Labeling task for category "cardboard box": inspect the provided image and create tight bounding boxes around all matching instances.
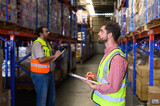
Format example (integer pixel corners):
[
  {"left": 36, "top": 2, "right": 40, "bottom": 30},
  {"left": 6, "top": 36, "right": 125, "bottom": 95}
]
[
  {"left": 136, "top": 87, "right": 148, "bottom": 101},
  {"left": 136, "top": 65, "right": 160, "bottom": 80},
  {"left": 136, "top": 78, "right": 148, "bottom": 93},
  {"left": 136, "top": 74, "right": 149, "bottom": 85},
  {"left": 128, "top": 55, "right": 133, "bottom": 65},
  {"left": 154, "top": 68, "right": 160, "bottom": 80},
  {"left": 154, "top": 58, "right": 160, "bottom": 68},
  {"left": 136, "top": 65, "right": 149, "bottom": 77},
  {"left": 148, "top": 86, "right": 160, "bottom": 106}
]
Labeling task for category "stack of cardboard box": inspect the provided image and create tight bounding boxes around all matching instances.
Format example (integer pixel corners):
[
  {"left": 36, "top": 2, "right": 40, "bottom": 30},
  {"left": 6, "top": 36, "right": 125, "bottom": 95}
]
[
  {"left": 147, "top": 86, "right": 160, "bottom": 106},
  {"left": 136, "top": 58, "right": 160, "bottom": 101}
]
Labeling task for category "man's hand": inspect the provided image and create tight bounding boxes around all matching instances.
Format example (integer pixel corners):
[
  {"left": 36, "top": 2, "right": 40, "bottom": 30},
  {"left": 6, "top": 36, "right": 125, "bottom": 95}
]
[
  {"left": 54, "top": 50, "right": 61, "bottom": 58},
  {"left": 83, "top": 77, "right": 97, "bottom": 90},
  {"left": 85, "top": 72, "right": 97, "bottom": 81}
]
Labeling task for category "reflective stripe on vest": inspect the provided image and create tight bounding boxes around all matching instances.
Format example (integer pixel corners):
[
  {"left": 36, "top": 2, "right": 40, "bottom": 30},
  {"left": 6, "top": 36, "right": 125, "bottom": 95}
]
[
  {"left": 31, "top": 58, "right": 50, "bottom": 73},
  {"left": 94, "top": 90, "right": 125, "bottom": 102},
  {"left": 92, "top": 49, "right": 126, "bottom": 105},
  {"left": 31, "top": 38, "right": 51, "bottom": 73}
]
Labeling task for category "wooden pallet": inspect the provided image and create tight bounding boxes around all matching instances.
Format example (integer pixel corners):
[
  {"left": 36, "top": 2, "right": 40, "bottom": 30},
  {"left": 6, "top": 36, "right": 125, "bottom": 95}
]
[
  {"left": 0, "top": 20, "right": 36, "bottom": 33},
  {"left": 139, "top": 24, "right": 148, "bottom": 33},
  {"left": 0, "top": 21, "right": 17, "bottom": 29},
  {"left": 15, "top": 25, "right": 35, "bottom": 33},
  {"left": 147, "top": 17, "right": 160, "bottom": 29}
]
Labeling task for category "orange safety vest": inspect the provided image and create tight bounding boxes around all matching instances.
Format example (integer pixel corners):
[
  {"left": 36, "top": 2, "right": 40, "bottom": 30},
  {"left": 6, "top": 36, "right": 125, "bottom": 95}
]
[{"left": 30, "top": 38, "right": 52, "bottom": 73}]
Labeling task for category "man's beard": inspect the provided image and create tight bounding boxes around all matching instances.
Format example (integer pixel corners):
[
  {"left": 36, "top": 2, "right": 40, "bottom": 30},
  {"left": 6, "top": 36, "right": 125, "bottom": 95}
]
[{"left": 99, "top": 37, "right": 108, "bottom": 44}]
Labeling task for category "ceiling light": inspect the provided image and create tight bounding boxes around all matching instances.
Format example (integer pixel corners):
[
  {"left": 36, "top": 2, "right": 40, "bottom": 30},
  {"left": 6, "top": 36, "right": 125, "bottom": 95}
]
[{"left": 94, "top": 13, "right": 113, "bottom": 16}]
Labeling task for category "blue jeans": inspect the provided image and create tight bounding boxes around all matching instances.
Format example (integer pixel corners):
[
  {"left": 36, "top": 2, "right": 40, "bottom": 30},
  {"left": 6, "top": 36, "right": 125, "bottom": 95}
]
[
  {"left": 96, "top": 104, "right": 100, "bottom": 106},
  {"left": 31, "top": 72, "right": 55, "bottom": 106}
]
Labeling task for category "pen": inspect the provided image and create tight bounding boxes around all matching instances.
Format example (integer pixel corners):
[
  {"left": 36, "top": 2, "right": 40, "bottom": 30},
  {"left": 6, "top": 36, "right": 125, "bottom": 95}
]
[{"left": 85, "top": 73, "right": 96, "bottom": 77}]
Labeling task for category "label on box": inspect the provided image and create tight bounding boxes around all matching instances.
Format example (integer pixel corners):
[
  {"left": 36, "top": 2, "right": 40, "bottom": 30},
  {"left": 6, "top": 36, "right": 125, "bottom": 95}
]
[{"left": 152, "top": 99, "right": 159, "bottom": 104}]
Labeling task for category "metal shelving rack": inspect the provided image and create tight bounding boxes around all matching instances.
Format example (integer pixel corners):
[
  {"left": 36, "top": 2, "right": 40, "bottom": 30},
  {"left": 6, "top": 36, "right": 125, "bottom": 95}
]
[
  {"left": 76, "top": 9, "right": 94, "bottom": 64},
  {"left": 118, "top": 0, "right": 160, "bottom": 96},
  {"left": 0, "top": 0, "right": 77, "bottom": 106}
]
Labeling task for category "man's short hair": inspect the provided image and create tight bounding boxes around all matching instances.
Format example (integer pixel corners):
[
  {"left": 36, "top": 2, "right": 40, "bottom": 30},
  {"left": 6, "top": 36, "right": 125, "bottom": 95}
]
[
  {"left": 103, "top": 21, "right": 121, "bottom": 42},
  {"left": 36, "top": 26, "right": 46, "bottom": 37}
]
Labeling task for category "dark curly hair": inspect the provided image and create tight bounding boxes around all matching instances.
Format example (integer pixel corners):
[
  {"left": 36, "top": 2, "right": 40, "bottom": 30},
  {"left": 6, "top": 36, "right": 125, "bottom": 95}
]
[
  {"left": 36, "top": 26, "right": 46, "bottom": 37},
  {"left": 103, "top": 21, "right": 121, "bottom": 42}
]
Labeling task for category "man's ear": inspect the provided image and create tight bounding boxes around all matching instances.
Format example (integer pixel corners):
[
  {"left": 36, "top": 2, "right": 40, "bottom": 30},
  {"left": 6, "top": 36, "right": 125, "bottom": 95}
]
[
  {"left": 39, "top": 32, "right": 43, "bottom": 36},
  {"left": 108, "top": 32, "right": 113, "bottom": 38}
]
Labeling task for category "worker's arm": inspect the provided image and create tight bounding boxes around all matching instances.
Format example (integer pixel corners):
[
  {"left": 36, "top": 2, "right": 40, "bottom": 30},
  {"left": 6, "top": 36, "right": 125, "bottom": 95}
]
[
  {"left": 32, "top": 41, "right": 61, "bottom": 63},
  {"left": 38, "top": 50, "right": 61, "bottom": 63},
  {"left": 84, "top": 55, "right": 127, "bottom": 93}
]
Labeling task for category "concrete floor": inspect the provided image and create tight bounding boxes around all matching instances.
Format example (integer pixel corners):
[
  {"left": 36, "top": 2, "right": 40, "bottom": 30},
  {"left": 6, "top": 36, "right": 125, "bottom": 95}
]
[{"left": 15, "top": 54, "right": 147, "bottom": 106}]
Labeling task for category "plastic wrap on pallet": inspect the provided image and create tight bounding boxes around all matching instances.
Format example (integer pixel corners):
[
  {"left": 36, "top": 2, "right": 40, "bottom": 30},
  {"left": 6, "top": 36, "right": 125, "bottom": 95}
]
[
  {"left": 117, "top": 0, "right": 122, "bottom": 9},
  {"left": 0, "top": 3, "right": 17, "bottom": 23},
  {"left": 17, "top": 0, "right": 36, "bottom": 29},
  {"left": 62, "top": 4, "right": 70, "bottom": 37},
  {"left": 37, "top": 0, "right": 48, "bottom": 28},
  {"left": 76, "top": 10, "right": 89, "bottom": 24},
  {"left": 49, "top": 0, "right": 60, "bottom": 34},
  {"left": 133, "top": 0, "right": 139, "bottom": 14},
  {"left": 120, "top": 8, "right": 126, "bottom": 36},
  {"left": 71, "top": 13, "right": 76, "bottom": 39},
  {"left": 16, "top": 47, "right": 32, "bottom": 82},
  {"left": 133, "top": 14, "right": 139, "bottom": 31},
  {"left": 126, "top": 8, "right": 130, "bottom": 34},
  {"left": 139, "top": 0, "right": 146, "bottom": 27},
  {"left": 155, "top": 0, "right": 159, "bottom": 19},
  {"left": 49, "top": 0, "right": 61, "bottom": 35},
  {"left": 147, "top": 0, "right": 157, "bottom": 23},
  {"left": 0, "top": 0, "right": 16, "bottom": 6}
]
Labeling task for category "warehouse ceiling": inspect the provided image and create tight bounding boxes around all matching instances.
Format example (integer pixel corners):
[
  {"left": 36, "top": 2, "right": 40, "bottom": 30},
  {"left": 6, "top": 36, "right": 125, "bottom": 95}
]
[{"left": 77, "top": 0, "right": 117, "bottom": 13}]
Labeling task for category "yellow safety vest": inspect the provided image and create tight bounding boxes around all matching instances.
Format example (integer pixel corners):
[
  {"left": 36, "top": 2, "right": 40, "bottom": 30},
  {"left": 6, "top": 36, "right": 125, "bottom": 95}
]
[
  {"left": 92, "top": 49, "right": 127, "bottom": 106},
  {"left": 30, "top": 38, "right": 52, "bottom": 73}
]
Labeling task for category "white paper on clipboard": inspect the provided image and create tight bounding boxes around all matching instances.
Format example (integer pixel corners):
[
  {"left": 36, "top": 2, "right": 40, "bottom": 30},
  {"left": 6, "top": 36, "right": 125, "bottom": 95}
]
[
  {"left": 69, "top": 73, "right": 98, "bottom": 85},
  {"left": 52, "top": 49, "right": 66, "bottom": 61}
]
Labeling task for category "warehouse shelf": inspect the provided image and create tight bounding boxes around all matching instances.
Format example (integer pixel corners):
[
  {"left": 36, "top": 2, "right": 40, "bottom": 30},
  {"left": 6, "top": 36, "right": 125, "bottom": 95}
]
[
  {"left": 0, "top": 0, "right": 77, "bottom": 106},
  {"left": 117, "top": 0, "right": 160, "bottom": 101},
  {"left": 76, "top": 13, "right": 94, "bottom": 64},
  {"left": 62, "top": 0, "right": 77, "bottom": 12},
  {"left": 119, "top": 27, "right": 160, "bottom": 95}
]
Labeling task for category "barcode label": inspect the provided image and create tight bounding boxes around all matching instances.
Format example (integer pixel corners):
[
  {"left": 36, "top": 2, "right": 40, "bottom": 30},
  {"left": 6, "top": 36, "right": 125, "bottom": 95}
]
[{"left": 152, "top": 99, "right": 159, "bottom": 104}]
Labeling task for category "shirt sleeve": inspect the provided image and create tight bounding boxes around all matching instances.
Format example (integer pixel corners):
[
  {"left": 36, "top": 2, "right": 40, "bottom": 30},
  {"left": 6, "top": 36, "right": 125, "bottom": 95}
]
[
  {"left": 31, "top": 42, "right": 45, "bottom": 58},
  {"left": 96, "top": 55, "right": 128, "bottom": 94}
]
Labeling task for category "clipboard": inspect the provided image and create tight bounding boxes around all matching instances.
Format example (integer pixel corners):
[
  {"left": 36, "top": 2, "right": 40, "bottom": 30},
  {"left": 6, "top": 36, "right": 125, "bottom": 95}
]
[
  {"left": 69, "top": 73, "right": 98, "bottom": 85},
  {"left": 52, "top": 49, "right": 66, "bottom": 61}
]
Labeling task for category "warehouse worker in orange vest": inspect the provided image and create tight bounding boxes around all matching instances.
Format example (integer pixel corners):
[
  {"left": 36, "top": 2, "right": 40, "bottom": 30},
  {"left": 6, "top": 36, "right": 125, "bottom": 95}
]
[
  {"left": 30, "top": 26, "right": 61, "bottom": 106},
  {"left": 83, "top": 21, "right": 128, "bottom": 106}
]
